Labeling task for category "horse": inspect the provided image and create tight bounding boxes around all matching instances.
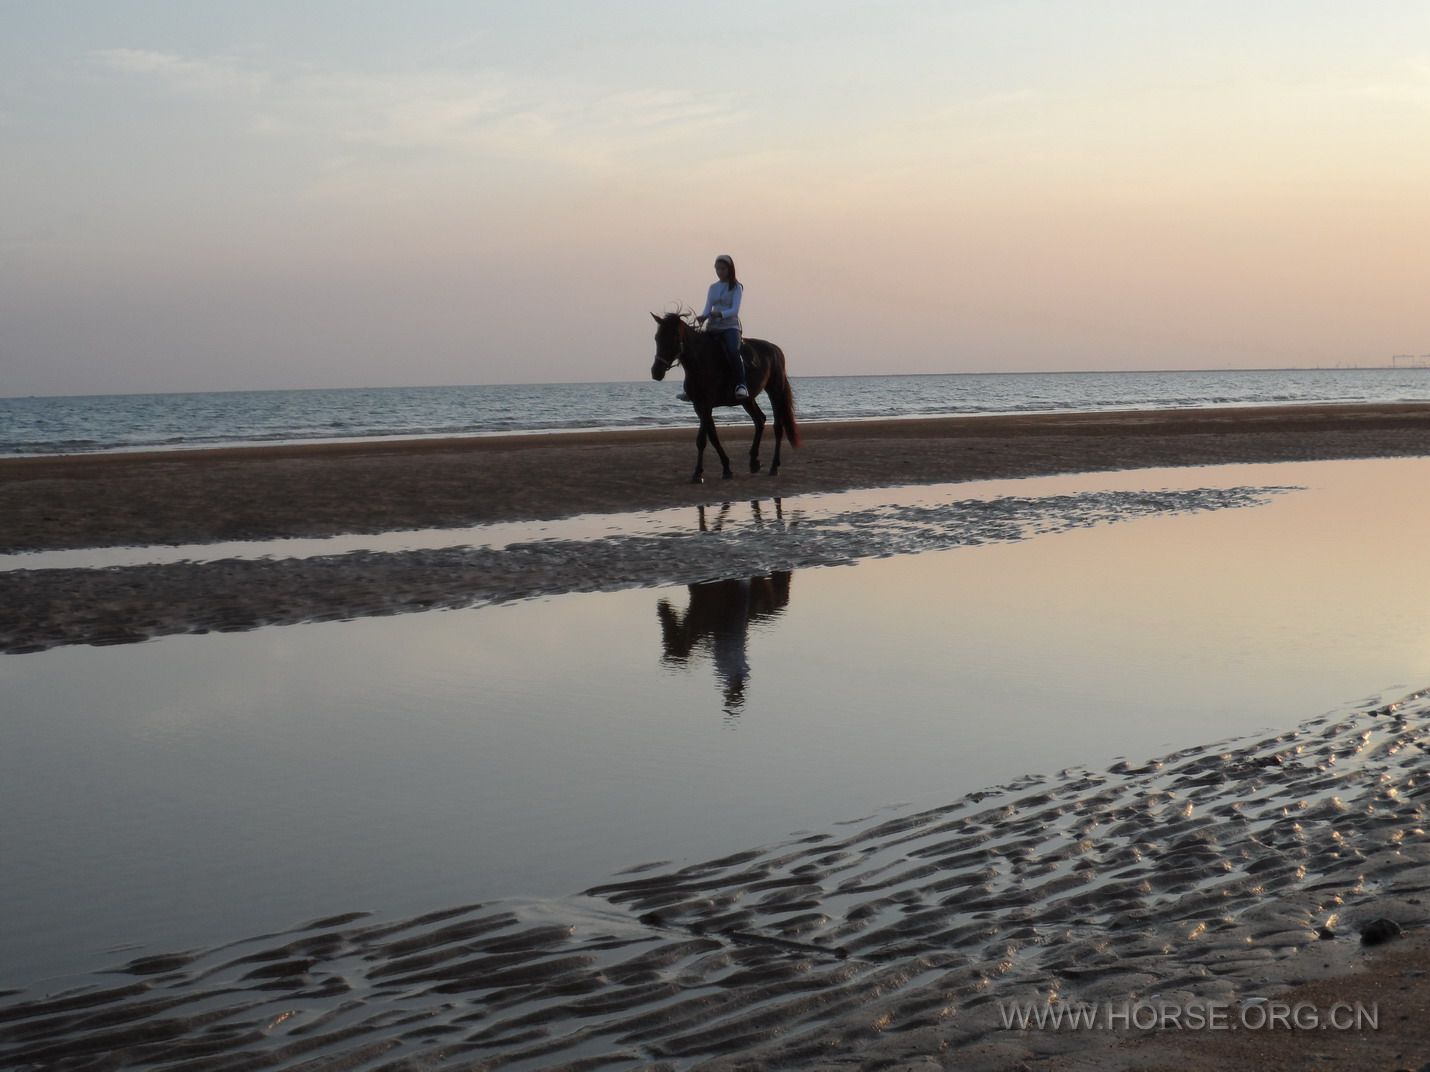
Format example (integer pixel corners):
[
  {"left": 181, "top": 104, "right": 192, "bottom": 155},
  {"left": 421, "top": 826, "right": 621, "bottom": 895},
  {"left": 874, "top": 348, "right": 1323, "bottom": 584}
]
[{"left": 649, "top": 312, "right": 801, "bottom": 483}]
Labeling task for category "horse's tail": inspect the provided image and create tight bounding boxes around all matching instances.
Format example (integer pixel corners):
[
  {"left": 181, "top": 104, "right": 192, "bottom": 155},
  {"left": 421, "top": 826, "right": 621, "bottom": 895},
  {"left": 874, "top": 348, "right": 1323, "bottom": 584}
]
[{"left": 772, "top": 352, "right": 801, "bottom": 448}]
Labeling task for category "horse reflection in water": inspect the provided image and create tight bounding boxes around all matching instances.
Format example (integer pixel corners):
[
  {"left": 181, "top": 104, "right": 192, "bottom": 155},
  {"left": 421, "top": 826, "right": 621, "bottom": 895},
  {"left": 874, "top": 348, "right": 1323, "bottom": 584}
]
[
  {"left": 696, "top": 497, "right": 783, "bottom": 533},
  {"left": 658, "top": 499, "right": 792, "bottom": 717},
  {"left": 657, "top": 566, "right": 792, "bottom": 720}
]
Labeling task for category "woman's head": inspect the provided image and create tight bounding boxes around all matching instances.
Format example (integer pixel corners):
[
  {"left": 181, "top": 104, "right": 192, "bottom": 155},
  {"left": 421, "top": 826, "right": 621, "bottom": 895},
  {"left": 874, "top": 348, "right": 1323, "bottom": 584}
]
[{"left": 714, "top": 254, "right": 739, "bottom": 288}]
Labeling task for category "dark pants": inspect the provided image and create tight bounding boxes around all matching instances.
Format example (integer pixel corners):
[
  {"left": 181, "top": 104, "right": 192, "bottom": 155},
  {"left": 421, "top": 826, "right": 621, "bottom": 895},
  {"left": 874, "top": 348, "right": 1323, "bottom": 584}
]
[{"left": 713, "top": 329, "right": 745, "bottom": 389}]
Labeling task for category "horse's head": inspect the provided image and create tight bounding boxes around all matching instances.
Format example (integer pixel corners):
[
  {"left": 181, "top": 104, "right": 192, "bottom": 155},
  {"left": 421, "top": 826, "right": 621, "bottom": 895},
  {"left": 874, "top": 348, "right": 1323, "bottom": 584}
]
[{"left": 650, "top": 311, "right": 686, "bottom": 381}]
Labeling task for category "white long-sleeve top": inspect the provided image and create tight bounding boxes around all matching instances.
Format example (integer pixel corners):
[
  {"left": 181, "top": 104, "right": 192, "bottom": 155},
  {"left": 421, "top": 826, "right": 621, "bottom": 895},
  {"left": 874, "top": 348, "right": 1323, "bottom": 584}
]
[{"left": 700, "top": 281, "right": 743, "bottom": 333}]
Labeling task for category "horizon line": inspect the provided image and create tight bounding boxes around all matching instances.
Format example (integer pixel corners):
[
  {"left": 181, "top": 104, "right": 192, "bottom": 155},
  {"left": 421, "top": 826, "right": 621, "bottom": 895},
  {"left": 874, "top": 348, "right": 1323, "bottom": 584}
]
[{"left": 4, "top": 364, "right": 1426, "bottom": 403}]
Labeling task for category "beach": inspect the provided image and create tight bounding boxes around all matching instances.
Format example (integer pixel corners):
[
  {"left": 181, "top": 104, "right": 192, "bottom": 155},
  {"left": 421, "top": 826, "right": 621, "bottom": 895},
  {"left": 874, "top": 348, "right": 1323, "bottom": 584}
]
[
  {"left": 5, "top": 402, "right": 1430, "bottom": 553},
  {"left": 3, "top": 404, "right": 1430, "bottom": 1071}
]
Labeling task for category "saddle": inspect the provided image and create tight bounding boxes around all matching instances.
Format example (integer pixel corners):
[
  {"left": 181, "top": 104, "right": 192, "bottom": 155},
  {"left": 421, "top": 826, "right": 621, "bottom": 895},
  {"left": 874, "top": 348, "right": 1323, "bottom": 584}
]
[
  {"left": 737, "top": 340, "right": 763, "bottom": 381},
  {"left": 686, "top": 331, "right": 762, "bottom": 405},
  {"left": 716, "top": 343, "right": 761, "bottom": 406}
]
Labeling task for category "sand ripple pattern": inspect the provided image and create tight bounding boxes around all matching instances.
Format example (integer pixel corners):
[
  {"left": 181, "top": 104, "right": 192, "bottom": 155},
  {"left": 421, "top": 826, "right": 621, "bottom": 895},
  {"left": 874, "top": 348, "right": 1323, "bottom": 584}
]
[
  {"left": 0, "top": 486, "right": 1293, "bottom": 653},
  {"left": 3, "top": 689, "right": 1427, "bottom": 1070}
]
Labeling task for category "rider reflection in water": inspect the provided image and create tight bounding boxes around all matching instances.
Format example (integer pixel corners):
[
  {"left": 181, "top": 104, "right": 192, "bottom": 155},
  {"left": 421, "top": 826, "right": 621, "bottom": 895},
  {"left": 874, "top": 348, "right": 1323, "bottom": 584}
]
[{"left": 657, "top": 570, "right": 792, "bottom": 717}]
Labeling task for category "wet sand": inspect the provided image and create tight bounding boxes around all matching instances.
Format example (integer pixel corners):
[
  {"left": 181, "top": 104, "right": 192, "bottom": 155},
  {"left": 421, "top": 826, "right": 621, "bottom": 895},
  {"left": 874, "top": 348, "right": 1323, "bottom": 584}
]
[
  {"left": 1, "top": 689, "right": 1426, "bottom": 1070},
  {"left": 4, "top": 401, "right": 1430, "bottom": 552}
]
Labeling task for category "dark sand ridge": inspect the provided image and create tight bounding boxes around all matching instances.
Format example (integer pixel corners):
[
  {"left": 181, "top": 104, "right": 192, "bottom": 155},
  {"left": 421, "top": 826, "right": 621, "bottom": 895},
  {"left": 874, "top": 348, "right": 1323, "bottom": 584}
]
[
  {"left": 1, "top": 690, "right": 1426, "bottom": 1070},
  {"left": 4, "top": 401, "right": 1430, "bottom": 552},
  {"left": 0, "top": 483, "right": 1293, "bottom": 653}
]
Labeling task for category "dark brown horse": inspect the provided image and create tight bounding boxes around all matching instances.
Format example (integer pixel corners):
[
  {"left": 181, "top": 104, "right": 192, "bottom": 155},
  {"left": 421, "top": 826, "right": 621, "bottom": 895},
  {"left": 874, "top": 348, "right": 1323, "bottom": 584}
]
[{"left": 649, "top": 312, "right": 801, "bottom": 483}]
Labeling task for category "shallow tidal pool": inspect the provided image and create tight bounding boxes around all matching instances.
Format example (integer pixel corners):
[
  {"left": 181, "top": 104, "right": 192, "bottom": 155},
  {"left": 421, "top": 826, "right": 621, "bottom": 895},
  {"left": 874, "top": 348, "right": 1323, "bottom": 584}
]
[{"left": 4, "top": 456, "right": 1430, "bottom": 987}]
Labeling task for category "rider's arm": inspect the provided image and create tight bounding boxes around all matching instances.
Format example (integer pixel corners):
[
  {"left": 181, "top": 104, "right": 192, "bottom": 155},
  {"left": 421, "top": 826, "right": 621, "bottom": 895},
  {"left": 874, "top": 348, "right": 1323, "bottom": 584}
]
[
  {"left": 722, "top": 283, "right": 742, "bottom": 322},
  {"left": 700, "top": 282, "right": 718, "bottom": 321}
]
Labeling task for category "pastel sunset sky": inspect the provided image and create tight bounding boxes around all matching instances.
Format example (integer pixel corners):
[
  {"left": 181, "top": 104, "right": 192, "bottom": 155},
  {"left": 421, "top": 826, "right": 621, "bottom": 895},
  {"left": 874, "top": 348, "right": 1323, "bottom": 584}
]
[{"left": 3, "top": 2, "right": 1428, "bottom": 396}]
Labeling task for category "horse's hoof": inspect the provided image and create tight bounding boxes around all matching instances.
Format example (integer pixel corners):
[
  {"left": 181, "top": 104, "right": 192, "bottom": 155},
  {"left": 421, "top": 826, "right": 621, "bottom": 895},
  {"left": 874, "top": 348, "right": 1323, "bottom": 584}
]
[
  {"left": 750, "top": 461, "right": 763, "bottom": 473},
  {"left": 690, "top": 474, "right": 704, "bottom": 484},
  {"left": 769, "top": 467, "right": 780, "bottom": 477},
  {"left": 721, "top": 470, "right": 733, "bottom": 480}
]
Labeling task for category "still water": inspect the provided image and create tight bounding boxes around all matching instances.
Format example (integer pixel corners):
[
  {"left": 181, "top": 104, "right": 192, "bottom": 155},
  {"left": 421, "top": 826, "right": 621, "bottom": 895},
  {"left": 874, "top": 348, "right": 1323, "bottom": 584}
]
[{"left": 4, "top": 458, "right": 1430, "bottom": 987}]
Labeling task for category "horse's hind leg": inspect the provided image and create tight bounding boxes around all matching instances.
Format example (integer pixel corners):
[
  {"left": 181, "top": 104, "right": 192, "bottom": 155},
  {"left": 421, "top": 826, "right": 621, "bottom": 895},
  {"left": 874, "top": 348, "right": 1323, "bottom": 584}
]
[{"left": 743, "top": 399, "right": 767, "bottom": 473}]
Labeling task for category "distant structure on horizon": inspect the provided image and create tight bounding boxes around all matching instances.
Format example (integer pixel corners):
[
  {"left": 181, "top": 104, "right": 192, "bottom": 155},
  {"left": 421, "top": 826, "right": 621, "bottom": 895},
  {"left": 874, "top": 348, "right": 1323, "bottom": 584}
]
[{"left": 1390, "top": 354, "right": 1430, "bottom": 368}]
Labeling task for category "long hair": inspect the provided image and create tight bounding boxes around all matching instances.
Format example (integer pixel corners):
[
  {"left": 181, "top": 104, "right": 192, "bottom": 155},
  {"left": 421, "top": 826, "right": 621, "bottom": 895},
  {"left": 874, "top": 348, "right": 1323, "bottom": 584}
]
[{"left": 716, "top": 255, "right": 740, "bottom": 292}]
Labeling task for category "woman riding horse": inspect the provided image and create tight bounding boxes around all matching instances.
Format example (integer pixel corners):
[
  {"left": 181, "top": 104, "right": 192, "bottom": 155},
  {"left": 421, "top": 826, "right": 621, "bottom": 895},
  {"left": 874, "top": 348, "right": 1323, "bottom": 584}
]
[{"left": 650, "top": 312, "right": 801, "bottom": 483}]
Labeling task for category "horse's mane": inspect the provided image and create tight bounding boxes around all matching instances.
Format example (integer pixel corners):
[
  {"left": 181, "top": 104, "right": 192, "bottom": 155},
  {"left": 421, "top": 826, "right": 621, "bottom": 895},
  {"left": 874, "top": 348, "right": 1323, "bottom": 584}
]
[{"left": 659, "top": 307, "right": 699, "bottom": 328}]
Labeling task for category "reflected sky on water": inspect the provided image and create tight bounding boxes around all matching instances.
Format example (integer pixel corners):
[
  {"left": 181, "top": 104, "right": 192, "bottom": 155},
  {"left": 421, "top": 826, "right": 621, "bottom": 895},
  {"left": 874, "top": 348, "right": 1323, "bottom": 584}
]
[{"left": 4, "top": 457, "right": 1430, "bottom": 986}]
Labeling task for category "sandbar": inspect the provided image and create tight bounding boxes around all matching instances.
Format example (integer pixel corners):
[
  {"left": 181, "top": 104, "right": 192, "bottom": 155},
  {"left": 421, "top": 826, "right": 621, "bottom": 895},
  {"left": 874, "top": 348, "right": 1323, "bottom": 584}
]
[{"left": 4, "top": 401, "right": 1430, "bottom": 552}]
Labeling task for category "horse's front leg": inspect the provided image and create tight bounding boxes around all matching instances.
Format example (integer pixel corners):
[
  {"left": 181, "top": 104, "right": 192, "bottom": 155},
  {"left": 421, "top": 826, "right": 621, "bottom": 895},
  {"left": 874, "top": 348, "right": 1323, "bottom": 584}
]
[
  {"left": 743, "top": 399, "right": 767, "bottom": 473},
  {"left": 691, "top": 417, "right": 709, "bottom": 483},
  {"left": 703, "top": 412, "right": 734, "bottom": 479}
]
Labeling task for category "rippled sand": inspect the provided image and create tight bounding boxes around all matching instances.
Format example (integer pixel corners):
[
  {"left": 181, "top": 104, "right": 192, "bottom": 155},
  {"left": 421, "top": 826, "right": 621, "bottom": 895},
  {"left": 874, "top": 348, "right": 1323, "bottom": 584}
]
[{"left": 3, "top": 689, "right": 1425, "bottom": 1071}]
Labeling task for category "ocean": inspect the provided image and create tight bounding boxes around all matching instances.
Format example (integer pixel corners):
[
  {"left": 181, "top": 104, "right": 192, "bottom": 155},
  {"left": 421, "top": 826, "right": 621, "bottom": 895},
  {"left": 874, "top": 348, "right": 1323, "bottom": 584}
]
[{"left": 2, "top": 368, "right": 1427, "bottom": 457}]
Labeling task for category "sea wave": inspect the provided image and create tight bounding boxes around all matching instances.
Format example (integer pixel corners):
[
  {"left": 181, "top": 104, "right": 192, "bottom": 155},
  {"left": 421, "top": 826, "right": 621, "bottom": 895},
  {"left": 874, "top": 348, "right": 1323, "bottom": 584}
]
[{"left": 2, "top": 369, "right": 1427, "bottom": 456}]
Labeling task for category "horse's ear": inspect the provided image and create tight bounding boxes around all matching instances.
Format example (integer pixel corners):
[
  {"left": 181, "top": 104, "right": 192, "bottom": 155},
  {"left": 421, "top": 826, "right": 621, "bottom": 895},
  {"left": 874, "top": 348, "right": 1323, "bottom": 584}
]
[{"left": 651, "top": 312, "right": 661, "bottom": 324}]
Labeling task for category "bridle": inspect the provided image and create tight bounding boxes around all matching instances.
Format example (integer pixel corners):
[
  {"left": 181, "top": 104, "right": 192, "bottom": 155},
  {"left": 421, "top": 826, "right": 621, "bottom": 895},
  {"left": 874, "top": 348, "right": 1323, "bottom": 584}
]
[{"left": 653, "top": 317, "right": 692, "bottom": 373}]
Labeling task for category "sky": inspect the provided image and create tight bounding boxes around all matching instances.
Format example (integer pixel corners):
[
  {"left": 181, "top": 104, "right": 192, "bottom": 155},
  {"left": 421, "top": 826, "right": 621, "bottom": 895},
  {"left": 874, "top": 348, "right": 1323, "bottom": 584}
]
[{"left": 3, "top": 2, "right": 1429, "bottom": 397}]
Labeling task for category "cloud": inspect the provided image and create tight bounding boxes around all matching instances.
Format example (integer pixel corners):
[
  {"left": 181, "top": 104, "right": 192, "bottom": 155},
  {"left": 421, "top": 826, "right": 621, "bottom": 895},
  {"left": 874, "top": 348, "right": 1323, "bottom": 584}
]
[
  {"left": 1350, "top": 64, "right": 1430, "bottom": 109},
  {"left": 93, "top": 48, "right": 270, "bottom": 97},
  {"left": 89, "top": 49, "right": 740, "bottom": 175},
  {"left": 603, "top": 88, "right": 739, "bottom": 129},
  {"left": 296, "top": 70, "right": 518, "bottom": 150},
  {"left": 301, "top": 71, "right": 739, "bottom": 169}
]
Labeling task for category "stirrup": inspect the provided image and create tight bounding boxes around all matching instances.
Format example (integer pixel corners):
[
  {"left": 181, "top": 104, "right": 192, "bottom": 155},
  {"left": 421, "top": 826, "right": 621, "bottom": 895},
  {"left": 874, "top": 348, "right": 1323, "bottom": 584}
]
[{"left": 734, "top": 385, "right": 750, "bottom": 401}]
